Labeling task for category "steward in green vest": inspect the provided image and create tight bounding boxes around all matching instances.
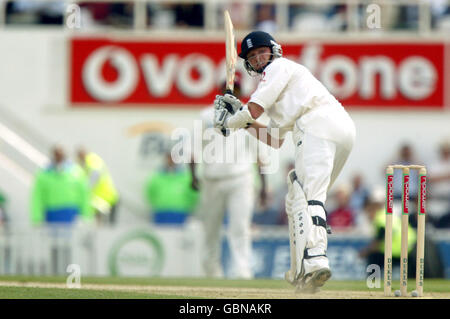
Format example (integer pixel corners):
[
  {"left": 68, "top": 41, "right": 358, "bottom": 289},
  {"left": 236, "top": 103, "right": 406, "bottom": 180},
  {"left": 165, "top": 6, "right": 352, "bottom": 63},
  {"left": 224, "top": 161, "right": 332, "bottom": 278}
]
[
  {"left": 31, "top": 146, "right": 93, "bottom": 225},
  {"left": 145, "top": 153, "right": 199, "bottom": 225}
]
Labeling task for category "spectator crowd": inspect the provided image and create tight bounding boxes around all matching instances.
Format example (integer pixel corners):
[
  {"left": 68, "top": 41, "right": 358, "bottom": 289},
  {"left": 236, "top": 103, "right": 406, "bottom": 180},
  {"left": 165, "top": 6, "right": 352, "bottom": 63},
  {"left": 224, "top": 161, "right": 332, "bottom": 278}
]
[{"left": 2, "top": 0, "right": 450, "bottom": 32}]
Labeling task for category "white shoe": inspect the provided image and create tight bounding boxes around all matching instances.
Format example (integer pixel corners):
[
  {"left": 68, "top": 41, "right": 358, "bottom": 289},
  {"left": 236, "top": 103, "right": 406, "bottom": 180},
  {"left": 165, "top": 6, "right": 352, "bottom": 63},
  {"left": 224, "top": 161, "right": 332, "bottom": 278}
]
[{"left": 295, "top": 268, "right": 332, "bottom": 294}]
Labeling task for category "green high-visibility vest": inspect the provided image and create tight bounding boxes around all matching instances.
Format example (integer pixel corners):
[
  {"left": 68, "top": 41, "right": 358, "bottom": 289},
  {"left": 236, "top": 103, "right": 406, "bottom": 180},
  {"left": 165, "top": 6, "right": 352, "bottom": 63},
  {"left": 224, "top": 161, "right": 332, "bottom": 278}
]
[
  {"left": 30, "top": 163, "right": 93, "bottom": 224},
  {"left": 145, "top": 169, "right": 199, "bottom": 213}
]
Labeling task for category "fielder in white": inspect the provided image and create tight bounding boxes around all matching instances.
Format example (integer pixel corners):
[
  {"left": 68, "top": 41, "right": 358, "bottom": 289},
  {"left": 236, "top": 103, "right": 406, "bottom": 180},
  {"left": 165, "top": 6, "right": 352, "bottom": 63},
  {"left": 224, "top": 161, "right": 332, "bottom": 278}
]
[
  {"left": 214, "top": 31, "right": 356, "bottom": 292},
  {"left": 191, "top": 81, "right": 268, "bottom": 279}
]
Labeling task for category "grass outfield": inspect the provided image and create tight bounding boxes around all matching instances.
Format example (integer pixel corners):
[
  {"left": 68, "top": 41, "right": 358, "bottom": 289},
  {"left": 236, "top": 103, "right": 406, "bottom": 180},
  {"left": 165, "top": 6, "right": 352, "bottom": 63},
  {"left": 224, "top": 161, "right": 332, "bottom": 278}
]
[{"left": 0, "top": 275, "right": 448, "bottom": 299}]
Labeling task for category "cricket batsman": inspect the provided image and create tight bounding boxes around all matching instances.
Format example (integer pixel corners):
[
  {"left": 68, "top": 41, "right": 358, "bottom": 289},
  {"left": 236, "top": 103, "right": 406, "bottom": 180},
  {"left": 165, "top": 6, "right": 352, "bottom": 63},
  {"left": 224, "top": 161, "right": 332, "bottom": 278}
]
[{"left": 214, "top": 31, "right": 356, "bottom": 293}]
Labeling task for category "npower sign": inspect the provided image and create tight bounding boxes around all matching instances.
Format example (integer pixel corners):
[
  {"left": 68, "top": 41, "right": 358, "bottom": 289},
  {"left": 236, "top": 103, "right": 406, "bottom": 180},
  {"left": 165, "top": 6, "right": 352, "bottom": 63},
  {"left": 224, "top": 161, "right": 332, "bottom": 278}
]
[{"left": 70, "top": 38, "right": 448, "bottom": 109}]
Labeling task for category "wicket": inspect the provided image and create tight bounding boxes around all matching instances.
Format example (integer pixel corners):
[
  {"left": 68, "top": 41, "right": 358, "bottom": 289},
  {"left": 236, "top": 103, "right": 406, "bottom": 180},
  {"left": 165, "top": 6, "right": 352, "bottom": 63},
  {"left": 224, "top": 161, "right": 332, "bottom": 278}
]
[{"left": 384, "top": 165, "right": 426, "bottom": 297}]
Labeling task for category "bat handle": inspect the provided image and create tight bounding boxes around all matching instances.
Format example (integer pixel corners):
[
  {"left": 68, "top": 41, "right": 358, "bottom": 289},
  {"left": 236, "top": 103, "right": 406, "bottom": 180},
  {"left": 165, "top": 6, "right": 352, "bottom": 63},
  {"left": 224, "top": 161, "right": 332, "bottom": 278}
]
[
  {"left": 221, "top": 128, "right": 230, "bottom": 137},
  {"left": 223, "top": 89, "right": 235, "bottom": 115}
]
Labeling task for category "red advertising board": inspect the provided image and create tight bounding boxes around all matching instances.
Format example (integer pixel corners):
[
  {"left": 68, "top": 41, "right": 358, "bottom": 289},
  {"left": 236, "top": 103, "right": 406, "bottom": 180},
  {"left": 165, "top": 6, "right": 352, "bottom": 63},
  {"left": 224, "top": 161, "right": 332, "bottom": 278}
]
[{"left": 70, "top": 37, "right": 446, "bottom": 109}]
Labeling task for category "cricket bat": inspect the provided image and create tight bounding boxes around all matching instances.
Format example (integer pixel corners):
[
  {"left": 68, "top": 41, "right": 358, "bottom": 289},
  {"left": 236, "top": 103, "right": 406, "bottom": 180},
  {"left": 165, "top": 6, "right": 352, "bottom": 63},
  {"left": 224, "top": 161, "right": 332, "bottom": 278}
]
[
  {"left": 223, "top": 10, "right": 237, "bottom": 115},
  {"left": 219, "top": 10, "right": 237, "bottom": 137}
]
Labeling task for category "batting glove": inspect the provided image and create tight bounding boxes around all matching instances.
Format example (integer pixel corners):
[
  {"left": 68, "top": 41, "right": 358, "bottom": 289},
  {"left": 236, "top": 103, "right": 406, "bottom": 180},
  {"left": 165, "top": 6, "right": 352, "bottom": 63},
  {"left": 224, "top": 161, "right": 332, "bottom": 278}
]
[
  {"left": 224, "top": 104, "right": 255, "bottom": 129},
  {"left": 214, "top": 94, "right": 226, "bottom": 110},
  {"left": 213, "top": 95, "right": 230, "bottom": 134},
  {"left": 223, "top": 94, "right": 243, "bottom": 114}
]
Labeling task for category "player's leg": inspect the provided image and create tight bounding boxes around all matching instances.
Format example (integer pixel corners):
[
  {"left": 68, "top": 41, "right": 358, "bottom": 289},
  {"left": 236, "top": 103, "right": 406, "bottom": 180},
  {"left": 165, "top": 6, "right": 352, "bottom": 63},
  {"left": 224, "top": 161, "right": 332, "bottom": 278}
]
[
  {"left": 284, "top": 169, "right": 311, "bottom": 285},
  {"left": 226, "top": 174, "right": 254, "bottom": 279},
  {"left": 200, "top": 179, "right": 227, "bottom": 278},
  {"left": 328, "top": 142, "right": 354, "bottom": 192},
  {"left": 284, "top": 174, "right": 298, "bottom": 285},
  {"left": 292, "top": 132, "right": 335, "bottom": 292},
  {"left": 294, "top": 131, "right": 354, "bottom": 291}
]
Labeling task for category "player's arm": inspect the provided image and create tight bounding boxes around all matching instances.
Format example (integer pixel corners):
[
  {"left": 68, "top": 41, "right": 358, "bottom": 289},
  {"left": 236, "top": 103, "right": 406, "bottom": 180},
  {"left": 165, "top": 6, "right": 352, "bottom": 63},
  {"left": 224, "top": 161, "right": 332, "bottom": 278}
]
[
  {"left": 215, "top": 96, "right": 284, "bottom": 149},
  {"left": 247, "top": 102, "right": 284, "bottom": 149},
  {"left": 247, "top": 102, "right": 264, "bottom": 119},
  {"left": 246, "top": 121, "right": 284, "bottom": 149}
]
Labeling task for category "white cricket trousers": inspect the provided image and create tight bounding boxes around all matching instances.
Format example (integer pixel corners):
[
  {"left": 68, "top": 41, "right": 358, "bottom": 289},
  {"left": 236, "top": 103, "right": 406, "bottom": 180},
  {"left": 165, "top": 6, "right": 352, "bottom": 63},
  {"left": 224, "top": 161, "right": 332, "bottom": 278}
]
[
  {"left": 291, "top": 120, "right": 356, "bottom": 274},
  {"left": 200, "top": 172, "right": 254, "bottom": 279}
]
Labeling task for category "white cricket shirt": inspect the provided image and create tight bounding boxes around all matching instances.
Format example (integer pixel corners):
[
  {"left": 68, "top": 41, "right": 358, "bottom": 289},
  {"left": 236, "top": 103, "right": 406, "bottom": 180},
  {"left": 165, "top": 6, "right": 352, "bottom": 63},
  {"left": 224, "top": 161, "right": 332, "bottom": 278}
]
[{"left": 249, "top": 57, "right": 354, "bottom": 143}]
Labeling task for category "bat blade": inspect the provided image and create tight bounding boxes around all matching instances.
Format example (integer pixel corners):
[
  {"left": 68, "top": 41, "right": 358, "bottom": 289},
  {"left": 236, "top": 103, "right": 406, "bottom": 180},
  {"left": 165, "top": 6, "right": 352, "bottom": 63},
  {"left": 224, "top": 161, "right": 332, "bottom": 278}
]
[
  {"left": 221, "top": 10, "right": 236, "bottom": 136},
  {"left": 224, "top": 10, "right": 236, "bottom": 95}
]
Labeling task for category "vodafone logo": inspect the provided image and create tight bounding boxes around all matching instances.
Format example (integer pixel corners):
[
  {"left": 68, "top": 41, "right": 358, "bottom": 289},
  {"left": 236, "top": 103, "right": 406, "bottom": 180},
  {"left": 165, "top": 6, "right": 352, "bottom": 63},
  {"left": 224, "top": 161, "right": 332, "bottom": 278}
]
[
  {"left": 70, "top": 39, "right": 444, "bottom": 107},
  {"left": 83, "top": 46, "right": 139, "bottom": 102},
  {"left": 386, "top": 175, "right": 394, "bottom": 214},
  {"left": 420, "top": 176, "right": 427, "bottom": 214},
  {"left": 76, "top": 43, "right": 250, "bottom": 103},
  {"left": 319, "top": 54, "right": 437, "bottom": 100},
  {"left": 82, "top": 46, "right": 217, "bottom": 101},
  {"left": 403, "top": 174, "right": 410, "bottom": 214}
]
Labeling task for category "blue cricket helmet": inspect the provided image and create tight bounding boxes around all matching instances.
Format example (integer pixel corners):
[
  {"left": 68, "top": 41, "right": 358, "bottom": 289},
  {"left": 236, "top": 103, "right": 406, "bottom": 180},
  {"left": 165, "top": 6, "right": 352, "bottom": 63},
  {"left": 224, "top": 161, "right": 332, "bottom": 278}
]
[{"left": 238, "top": 31, "right": 282, "bottom": 59}]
